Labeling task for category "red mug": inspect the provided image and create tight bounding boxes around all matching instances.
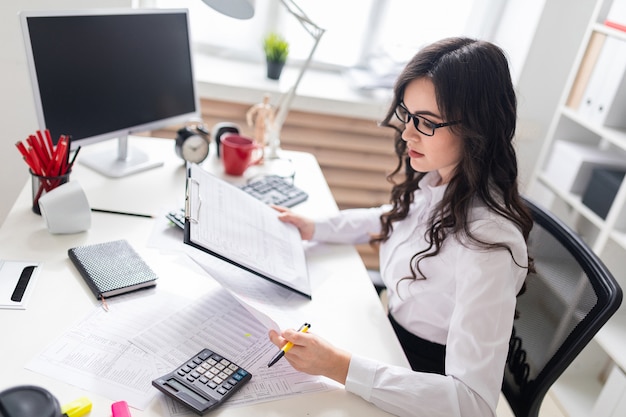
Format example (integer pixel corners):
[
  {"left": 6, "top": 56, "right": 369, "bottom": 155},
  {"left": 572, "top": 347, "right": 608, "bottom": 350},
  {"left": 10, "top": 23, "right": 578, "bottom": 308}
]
[{"left": 220, "top": 134, "right": 263, "bottom": 176}]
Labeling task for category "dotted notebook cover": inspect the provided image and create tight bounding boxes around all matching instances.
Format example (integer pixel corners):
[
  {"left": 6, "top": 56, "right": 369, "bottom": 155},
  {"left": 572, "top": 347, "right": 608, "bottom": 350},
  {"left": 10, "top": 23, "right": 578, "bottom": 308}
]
[{"left": 68, "top": 239, "right": 158, "bottom": 299}]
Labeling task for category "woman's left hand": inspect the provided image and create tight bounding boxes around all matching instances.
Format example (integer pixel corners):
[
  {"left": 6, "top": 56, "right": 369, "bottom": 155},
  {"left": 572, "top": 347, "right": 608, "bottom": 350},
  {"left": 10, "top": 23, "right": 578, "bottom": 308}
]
[{"left": 268, "top": 327, "right": 351, "bottom": 384}]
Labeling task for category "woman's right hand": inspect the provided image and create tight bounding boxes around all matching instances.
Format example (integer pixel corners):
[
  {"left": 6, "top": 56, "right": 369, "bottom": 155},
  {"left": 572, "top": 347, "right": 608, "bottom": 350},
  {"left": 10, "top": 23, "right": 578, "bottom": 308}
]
[{"left": 271, "top": 205, "right": 315, "bottom": 240}]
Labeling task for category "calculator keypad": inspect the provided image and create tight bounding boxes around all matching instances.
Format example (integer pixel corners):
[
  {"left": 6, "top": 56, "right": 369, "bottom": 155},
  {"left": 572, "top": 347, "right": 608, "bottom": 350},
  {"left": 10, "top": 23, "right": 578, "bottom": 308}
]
[
  {"left": 177, "top": 350, "right": 250, "bottom": 398},
  {"left": 152, "top": 348, "right": 251, "bottom": 414},
  {"left": 166, "top": 209, "right": 186, "bottom": 228}
]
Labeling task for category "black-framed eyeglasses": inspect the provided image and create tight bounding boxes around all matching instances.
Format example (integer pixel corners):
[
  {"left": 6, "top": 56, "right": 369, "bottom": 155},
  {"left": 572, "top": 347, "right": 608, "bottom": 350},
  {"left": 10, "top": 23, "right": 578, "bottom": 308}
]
[{"left": 394, "top": 103, "right": 461, "bottom": 136}]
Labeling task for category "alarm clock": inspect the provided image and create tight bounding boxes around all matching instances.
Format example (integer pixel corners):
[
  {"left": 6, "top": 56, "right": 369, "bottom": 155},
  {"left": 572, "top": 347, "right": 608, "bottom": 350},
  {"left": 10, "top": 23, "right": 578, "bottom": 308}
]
[{"left": 175, "top": 125, "right": 211, "bottom": 163}]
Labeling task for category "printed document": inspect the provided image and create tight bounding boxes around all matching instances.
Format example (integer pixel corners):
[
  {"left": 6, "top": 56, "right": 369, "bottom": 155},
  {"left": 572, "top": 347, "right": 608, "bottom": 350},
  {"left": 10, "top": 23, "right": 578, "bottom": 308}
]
[
  {"left": 185, "top": 164, "right": 311, "bottom": 298},
  {"left": 25, "top": 290, "right": 185, "bottom": 409},
  {"left": 131, "top": 288, "right": 336, "bottom": 415},
  {"left": 26, "top": 267, "right": 335, "bottom": 413}
]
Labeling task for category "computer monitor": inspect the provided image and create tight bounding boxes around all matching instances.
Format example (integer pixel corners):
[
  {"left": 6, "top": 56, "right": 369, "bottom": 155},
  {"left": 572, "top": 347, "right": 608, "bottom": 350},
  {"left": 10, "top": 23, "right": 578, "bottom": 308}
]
[{"left": 20, "top": 8, "right": 200, "bottom": 178}]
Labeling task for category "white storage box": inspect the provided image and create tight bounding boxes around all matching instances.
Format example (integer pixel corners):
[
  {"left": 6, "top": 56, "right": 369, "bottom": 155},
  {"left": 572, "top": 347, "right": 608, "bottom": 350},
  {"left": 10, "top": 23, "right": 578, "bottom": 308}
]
[{"left": 544, "top": 140, "right": 626, "bottom": 194}]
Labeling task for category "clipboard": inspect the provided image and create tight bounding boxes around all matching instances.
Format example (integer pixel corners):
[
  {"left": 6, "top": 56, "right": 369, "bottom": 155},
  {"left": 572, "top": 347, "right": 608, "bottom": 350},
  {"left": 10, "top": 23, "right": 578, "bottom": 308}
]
[
  {"left": 0, "top": 260, "right": 41, "bottom": 309},
  {"left": 183, "top": 164, "right": 312, "bottom": 299}
]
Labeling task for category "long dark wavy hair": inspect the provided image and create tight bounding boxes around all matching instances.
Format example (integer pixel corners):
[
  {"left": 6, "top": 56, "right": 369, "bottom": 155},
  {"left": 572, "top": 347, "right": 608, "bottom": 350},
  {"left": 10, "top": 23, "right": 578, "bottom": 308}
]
[{"left": 373, "top": 37, "right": 534, "bottom": 281}]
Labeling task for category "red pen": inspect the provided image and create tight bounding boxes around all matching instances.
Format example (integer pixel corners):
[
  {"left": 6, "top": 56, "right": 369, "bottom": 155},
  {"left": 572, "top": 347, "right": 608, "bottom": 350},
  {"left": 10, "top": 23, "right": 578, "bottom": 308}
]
[
  {"left": 44, "top": 129, "right": 54, "bottom": 159},
  {"left": 49, "top": 137, "right": 68, "bottom": 176},
  {"left": 28, "top": 147, "right": 44, "bottom": 177},
  {"left": 36, "top": 129, "right": 51, "bottom": 161},
  {"left": 26, "top": 136, "right": 40, "bottom": 167},
  {"left": 15, "top": 141, "right": 33, "bottom": 168},
  {"left": 28, "top": 134, "right": 48, "bottom": 169}
]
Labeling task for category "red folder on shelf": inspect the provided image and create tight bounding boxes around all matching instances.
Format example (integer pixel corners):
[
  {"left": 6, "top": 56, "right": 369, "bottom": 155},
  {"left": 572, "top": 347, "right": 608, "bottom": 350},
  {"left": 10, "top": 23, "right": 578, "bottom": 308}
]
[{"left": 605, "top": 0, "right": 626, "bottom": 32}]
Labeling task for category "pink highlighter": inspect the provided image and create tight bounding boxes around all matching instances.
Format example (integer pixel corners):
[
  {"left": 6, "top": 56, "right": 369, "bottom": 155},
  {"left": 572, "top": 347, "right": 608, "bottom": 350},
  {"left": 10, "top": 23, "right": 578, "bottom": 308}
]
[{"left": 111, "top": 400, "right": 132, "bottom": 417}]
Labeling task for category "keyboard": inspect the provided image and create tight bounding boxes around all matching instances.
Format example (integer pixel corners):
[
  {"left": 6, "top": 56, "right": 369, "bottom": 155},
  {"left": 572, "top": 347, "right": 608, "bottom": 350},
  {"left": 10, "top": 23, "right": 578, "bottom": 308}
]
[
  {"left": 166, "top": 175, "right": 308, "bottom": 229},
  {"left": 240, "top": 175, "right": 308, "bottom": 207}
]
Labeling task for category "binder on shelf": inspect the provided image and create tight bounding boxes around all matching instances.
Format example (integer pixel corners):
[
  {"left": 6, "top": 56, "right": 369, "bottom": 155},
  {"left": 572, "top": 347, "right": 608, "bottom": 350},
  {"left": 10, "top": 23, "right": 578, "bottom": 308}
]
[
  {"left": 596, "top": 36, "right": 626, "bottom": 128},
  {"left": 567, "top": 32, "right": 606, "bottom": 109},
  {"left": 68, "top": 239, "right": 158, "bottom": 300},
  {"left": 579, "top": 36, "right": 626, "bottom": 127},
  {"left": 183, "top": 164, "right": 311, "bottom": 299},
  {"left": 578, "top": 36, "right": 614, "bottom": 119}
]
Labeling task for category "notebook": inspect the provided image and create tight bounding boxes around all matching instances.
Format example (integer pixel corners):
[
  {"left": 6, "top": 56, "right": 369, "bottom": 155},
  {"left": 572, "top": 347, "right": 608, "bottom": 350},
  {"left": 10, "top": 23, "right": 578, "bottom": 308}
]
[{"left": 68, "top": 239, "right": 158, "bottom": 299}]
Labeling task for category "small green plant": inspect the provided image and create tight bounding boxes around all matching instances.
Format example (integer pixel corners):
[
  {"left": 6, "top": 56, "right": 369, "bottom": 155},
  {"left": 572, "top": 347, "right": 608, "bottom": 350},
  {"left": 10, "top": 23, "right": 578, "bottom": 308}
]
[{"left": 263, "top": 32, "right": 289, "bottom": 63}]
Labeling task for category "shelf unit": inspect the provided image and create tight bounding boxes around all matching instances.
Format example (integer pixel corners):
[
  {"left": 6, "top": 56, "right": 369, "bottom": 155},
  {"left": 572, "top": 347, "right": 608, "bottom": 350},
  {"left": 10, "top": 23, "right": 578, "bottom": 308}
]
[{"left": 528, "top": 0, "right": 626, "bottom": 415}]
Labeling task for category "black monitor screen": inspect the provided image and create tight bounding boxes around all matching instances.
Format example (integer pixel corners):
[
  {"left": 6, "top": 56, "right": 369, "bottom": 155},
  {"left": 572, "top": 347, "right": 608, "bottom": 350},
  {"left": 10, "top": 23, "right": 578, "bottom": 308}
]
[{"left": 21, "top": 9, "right": 199, "bottom": 177}]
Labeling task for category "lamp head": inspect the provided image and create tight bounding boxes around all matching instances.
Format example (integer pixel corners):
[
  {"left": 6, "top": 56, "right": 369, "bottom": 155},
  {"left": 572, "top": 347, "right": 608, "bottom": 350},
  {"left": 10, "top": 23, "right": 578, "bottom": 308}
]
[{"left": 201, "top": 0, "right": 255, "bottom": 20}]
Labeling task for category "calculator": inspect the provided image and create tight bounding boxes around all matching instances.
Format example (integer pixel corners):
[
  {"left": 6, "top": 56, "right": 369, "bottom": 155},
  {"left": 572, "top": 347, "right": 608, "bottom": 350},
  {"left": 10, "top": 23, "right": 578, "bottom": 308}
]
[
  {"left": 166, "top": 207, "right": 186, "bottom": 229},
  {"left": 152, "top": 348, "right": 252, "bottom": 415}
]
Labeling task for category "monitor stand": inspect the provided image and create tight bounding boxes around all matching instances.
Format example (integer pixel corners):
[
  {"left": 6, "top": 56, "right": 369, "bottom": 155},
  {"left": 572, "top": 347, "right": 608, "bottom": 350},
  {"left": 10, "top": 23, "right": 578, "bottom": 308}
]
[{"left": 79, "top": 136, "right": 164, "bottom": 178}]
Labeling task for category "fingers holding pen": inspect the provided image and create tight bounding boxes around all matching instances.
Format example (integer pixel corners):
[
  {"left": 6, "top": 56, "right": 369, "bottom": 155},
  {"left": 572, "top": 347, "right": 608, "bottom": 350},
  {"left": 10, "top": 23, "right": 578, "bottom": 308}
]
[
  {"left": 268, "top": 326, "right": 315, "bottom": 370},
  {"left": 267, "top": 327, "right": 351, "bottom": 385},
  {"left": 268, "top": 328, "right": 286, "bottom": 348}
]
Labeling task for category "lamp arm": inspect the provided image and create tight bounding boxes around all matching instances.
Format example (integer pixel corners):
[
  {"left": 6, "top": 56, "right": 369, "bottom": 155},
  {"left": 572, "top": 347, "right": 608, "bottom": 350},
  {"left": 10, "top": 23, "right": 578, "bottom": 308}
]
[
  {"left": 273, "top": 31, "right": 323, "bottom": 130},
  {"left": 280, "top": 0, "right": 323, "bottom": 38},
  {"left": 266, "top": 0, "right": 325, "bottom": 159},
  {"left": 272, "top": 0, "right": 325, "bottom": 131}
]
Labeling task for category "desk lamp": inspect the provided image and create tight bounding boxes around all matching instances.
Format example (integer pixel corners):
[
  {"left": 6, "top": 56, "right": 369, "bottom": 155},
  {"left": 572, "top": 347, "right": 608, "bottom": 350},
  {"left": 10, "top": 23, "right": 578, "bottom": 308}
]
[{"left": 201, "top": 0, "right": 325, "bottom": 159}]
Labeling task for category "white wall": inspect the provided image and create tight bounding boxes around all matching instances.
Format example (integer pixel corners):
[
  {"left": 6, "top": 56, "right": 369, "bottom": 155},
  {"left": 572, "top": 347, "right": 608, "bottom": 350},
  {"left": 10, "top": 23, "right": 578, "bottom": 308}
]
[
  {"left": 492, "top": 0, "right": 546, "bottom": 85},
  {"left": 497, "top": 0, "right": 598, "bottom": 190},
  {"left": 0, "top": 0, "right": 130, "bottom": 227},
  {"left": 0, "top": 0, "right": 597, "bottom": 225}
]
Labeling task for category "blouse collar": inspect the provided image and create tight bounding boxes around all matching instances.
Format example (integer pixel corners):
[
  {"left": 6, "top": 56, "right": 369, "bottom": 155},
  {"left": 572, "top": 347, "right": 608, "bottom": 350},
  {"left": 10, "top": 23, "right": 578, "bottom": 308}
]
[{"left": 413, "top": 172, "right": 448, "bottom": 222}]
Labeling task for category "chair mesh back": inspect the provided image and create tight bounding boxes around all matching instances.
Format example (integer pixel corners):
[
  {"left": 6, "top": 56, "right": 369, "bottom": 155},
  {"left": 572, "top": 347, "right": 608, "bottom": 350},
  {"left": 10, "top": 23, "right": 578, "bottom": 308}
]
[
  {"left": 505, "top": 225, "right": 596, "bottom": 390},
  {"left": 502, "top": 198, "right": 622, "bottom": 417}
]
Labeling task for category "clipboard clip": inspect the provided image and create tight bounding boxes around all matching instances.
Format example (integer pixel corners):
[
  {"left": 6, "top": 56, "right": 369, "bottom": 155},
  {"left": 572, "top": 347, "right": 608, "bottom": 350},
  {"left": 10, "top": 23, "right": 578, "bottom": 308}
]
[{"left": 185, "top": 177, "right": 201, "bottom": 224}]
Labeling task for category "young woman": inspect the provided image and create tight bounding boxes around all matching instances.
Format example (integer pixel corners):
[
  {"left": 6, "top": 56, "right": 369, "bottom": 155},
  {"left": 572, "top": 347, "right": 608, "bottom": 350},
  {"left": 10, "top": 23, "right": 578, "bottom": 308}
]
[{"left": 269, "top": 37, "right": 534, "bottom": 417}]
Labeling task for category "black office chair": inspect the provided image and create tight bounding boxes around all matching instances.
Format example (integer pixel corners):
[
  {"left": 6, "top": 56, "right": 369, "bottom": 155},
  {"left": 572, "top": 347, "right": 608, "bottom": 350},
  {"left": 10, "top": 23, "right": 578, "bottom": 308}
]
[{"left": 502, "top": 197, "right": 623, "bottom": 417}]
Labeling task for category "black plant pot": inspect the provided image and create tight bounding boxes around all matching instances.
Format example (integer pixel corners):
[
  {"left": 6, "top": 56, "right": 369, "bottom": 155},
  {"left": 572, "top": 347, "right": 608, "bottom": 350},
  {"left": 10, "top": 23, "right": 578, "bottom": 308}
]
[{"left": 266, "top": 60, "right": 285, "bottom": 80}]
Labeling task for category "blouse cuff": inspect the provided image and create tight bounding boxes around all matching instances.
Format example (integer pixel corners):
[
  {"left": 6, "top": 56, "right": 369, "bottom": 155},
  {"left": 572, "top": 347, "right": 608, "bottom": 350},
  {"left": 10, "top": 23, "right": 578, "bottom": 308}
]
[
  {"left": 312, "top": 220, "right": 334, "bottom": 242},
  {"left": 345, "top": 354, "right": 378, "bottom": 401}
]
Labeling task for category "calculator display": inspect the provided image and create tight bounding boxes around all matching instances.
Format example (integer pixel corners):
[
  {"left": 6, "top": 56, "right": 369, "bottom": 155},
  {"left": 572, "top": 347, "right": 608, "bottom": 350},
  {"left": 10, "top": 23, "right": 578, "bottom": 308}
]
[
  {"left": 152, "top": 348, "right": 252, "bottom": 415},
  {"left": 165, "top": 378, "right": 206, "bottom": 403}
]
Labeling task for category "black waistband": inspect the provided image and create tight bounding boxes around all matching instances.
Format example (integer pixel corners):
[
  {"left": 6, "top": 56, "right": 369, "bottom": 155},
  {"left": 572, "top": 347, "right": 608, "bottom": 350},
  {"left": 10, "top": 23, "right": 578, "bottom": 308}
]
[{"left": 388, "top": 313, "right": 446, "bottom": 375}]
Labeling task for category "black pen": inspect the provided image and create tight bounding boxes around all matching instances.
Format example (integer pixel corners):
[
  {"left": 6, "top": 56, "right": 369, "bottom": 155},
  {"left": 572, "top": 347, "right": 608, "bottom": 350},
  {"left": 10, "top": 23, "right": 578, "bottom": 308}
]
[
  {"left": 268, "top": 323, "right": 311, "bottom": 368},
  {"left": 91, "top": 208, "right": 154, "bottom": 218},
  {"left": 68, "top": 144, "right": 81, "bottom": 168}
]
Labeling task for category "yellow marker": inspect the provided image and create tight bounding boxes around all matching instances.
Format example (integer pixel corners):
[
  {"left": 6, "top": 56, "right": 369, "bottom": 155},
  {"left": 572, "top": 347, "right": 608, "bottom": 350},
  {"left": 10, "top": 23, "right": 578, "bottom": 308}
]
[
  {"left": 61, "top": 397, "right": 92, "bottom": 417},
  {"left": 267, "top": 323, "right": 310, "bottom": 367}
]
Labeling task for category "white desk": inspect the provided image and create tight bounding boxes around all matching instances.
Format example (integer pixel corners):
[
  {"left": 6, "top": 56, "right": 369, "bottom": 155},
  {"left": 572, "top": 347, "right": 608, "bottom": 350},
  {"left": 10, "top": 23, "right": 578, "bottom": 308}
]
[{"left": 0, "top": 137, "right": 408, "bottom": 416}]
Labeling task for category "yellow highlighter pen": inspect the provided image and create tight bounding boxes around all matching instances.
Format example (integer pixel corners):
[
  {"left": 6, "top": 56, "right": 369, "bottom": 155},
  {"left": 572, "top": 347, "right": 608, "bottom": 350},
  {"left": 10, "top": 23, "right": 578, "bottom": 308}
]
[
  {"left": 61, "top": 397, "right": 92, "bottom": 417},
  {"left": 268, "top": 323, "right": 311, "bottom": 368}
]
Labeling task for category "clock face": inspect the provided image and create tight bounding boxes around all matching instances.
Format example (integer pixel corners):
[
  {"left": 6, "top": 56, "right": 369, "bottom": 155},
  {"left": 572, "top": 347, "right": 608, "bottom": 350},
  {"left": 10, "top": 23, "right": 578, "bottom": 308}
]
[{"left": 181, "top": 135, "right": 209, "bottom": 163}]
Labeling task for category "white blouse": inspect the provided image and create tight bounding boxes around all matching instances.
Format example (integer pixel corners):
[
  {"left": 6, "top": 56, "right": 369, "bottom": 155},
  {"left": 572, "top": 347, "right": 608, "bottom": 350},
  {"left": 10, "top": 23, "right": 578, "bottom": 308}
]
[{"left": 312, "top": 172, "right": 528, "bottom": 417}]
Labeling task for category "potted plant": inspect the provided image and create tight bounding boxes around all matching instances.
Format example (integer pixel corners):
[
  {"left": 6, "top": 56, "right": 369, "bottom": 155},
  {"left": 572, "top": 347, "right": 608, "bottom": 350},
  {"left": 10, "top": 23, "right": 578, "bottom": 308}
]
[{"left": 263, "top": 32, "right": 289, "bottom": 80}]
